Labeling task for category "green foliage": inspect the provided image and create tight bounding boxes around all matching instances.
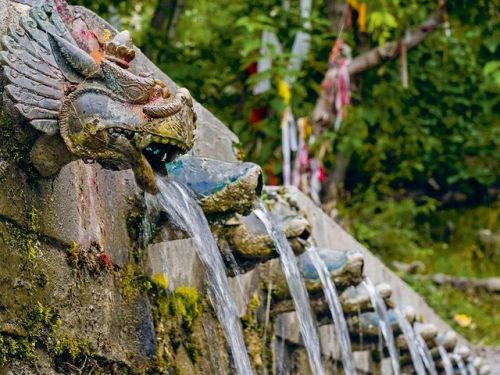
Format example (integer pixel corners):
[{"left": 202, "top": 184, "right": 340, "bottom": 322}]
[
  {"left": 339, "top": 189, "right": 438, "bottom": 259},
  {"left": 405, "top": 276, "right": 500, "bottom": 346},
  {"left": 367, "top": 11, "right": 398, "bottom": 45},
  {"left": 338, "top": 18, "right": 499, "bottom": 196},
  {"left": 340, "top": 192, "right": 499, "bottom": 278}
]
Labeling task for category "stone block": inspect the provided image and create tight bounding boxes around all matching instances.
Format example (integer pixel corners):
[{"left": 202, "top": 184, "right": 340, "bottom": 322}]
[
  {"left": 145, "top": 238, "right": 205, "bottom": 290},
  {"left": 37, "top": 161, "right": 138, "bottom": 267}
]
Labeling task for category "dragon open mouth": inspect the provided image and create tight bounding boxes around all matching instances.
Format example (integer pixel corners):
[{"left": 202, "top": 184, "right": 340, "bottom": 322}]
[{"left": 143, "top": 141, "right": 184, "bottom": 174}]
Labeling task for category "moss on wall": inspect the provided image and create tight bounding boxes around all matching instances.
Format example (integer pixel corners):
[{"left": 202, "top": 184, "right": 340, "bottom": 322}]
[
  {"left": 0, "top": 110, "right": 36, "bottom": 177},
  {"left": 148, "top": 286, "right": 203, "bottom": 372}
]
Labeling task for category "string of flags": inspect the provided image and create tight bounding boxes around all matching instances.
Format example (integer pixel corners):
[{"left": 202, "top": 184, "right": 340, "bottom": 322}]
[
  {"left": 252, "top": 0, "right": 311, "bottom": 187},
  {"left": 250, "top": 1, "right": 372, "bottom": 204},
  {"left": 323, "top": 38, "right": 352, "bottom": 131},
  {"left": 251, "top": 0, "right": 449, "bottom": 203}
]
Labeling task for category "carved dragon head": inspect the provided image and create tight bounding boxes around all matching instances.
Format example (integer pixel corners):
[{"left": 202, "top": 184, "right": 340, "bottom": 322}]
[{"left": 0, "top": 1, "right": 196, "bottom": 193}]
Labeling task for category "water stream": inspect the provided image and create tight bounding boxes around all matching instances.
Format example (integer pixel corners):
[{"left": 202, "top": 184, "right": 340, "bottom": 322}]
[
  {"left": 306, "top": 247, "right": 355, "bottom": 375},
  {"left": 393, "top": 308, "right": 426, "bottom": 375},
  {"left": 254, "top": 204, "right": 324, "bottom": 375},
  {"left": 453, "top": 353, "right": 468, "bottom": 375},
  {"left": 414, "top": 328, "right": 438, "bottom": 375},
  {"left": 148, "top": 178, "right": 253, "bottom": 375},
  {"left": 438, "top": 345, "right": 454, "bottom": 375},
  {"left": 468, "top": 362, "right": 478, "bottom": 375},
  {"left": 362, "top": 278, "right": 401, "bottom": 375}
]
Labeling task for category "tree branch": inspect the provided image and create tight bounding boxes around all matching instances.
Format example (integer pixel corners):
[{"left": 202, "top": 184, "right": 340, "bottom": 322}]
[{"left": 313, "top": 5, "right": 446, "bottom": 127}]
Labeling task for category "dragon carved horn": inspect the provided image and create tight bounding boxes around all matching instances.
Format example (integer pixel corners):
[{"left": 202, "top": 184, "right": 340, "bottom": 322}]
[
  {"left": 47, "top": 32, "right": 100, "bottom": 81},
  {"left": 143, "top": 88, "right": 193, "bottom": 118}
]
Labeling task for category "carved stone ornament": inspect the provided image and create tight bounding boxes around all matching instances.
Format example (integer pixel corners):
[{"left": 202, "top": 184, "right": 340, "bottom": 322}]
[{"left": 0, "top": 0, "right": 196, "bottom": 193}]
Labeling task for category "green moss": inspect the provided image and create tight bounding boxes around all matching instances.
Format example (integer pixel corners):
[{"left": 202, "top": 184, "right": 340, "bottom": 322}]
[
  {"left": 160, "top": 287, "right": 201, "bottom": 330},
  {"left": 0, "top": 302, "right": 61, "bottom": 367},
  {"left": 0, "top": 335, "right": 37, "bottom": 365},
  {"left": 240, "top": 293, "right": 266, "bottom": 370},
  {"left": 52, "top": 334, "right": 90, "bottom": 361},
  {"left": 150, "top": 286, "right": 203, "bottom": 370},
  {"left": 152, "top": 273, "right": 169, "bottom": 290},
  {"left": 120, "top": 263, "right": 136, "bottom": 297},
  {"left": 127, "top": 213, "right": 145, "bottom": 259},
  {"left": 0, "top": 111, "right": 36, "bottom": 176},
  {"left": 118, "top": 263, "right": 152, "bottom": 301},
  {"left": 4, "top": 220, "right": 40, "bottom": 262},
  {"left": 4, "top": 302, "right": 98, "bottom": 370},
  {"left": 126, "top": 194, "right": 151, "bottom": 262}
]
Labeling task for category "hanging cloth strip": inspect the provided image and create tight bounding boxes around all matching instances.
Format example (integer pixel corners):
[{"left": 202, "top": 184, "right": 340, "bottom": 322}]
[
  {"left": 279, "top": 80, "right": 298, "bottom": 186},
  {"left": 322, "top": 39, "right": 352, "bottom": 131},
  {"left": 292, "top": 117, "right": 312, "bottom": 190},
  {"left": 252, "top": 0, "right": 312, "bottom": 185},
  {"left": 334, "top": 58, "right": 351, "bottom": 131}
]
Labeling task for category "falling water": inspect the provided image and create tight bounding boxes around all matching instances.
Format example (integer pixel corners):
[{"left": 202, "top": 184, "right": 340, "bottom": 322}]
[
  {"left": 362, "top": 278, "right": 401, "bottom": 375},
  {"left": 254, "top": 204, "right": 324, "bottom": 375},
  {"left": 393, "top": 308, "right": 426, "bottom": 375},
  {"left": 468, "top": 362, "right": 478, "bottom": 375},
  {"left": 147, "top": 178, "right": 253, "bottom": 375},
  {"left": 275, "top": 319, "right": 288, "bottom": 375},
  {"left": 453, "top": 354, "right": 468, "bottom": 375},
  {"left": 414, "top": 328, "right": 438, "bottom": 375},
  {"left": 438, "top": 345, "right": 454, "bottom": 375},
  {"left": 306, "top": 247, "right": 355, "bottom": 375}
]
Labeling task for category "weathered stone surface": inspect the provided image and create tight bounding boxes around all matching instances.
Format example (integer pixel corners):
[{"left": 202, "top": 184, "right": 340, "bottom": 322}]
[
  {"left": 229, "top": 268, "right": 261, "bottom": 317},
  {"left": 146, "top": 238, "right": 205, "bottom": 290},
  {"left": 0, "top": 221, "right": 156, "bottom": 372},
  {"left": 0, "top": 162, "right": 34, "bottom": 227},
  {"left": 36, "top": 161, "right": 139, "bottom": 267}
]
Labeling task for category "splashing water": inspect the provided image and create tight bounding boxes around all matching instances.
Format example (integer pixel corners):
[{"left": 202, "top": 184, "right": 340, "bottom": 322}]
[
  {"left": 362, "top": 278, "right": 401, "bottom": 375},
  {"left": 453, "top": 354, "right": 468, "bottom": 375},
  {"left": 393, "top": 308, "right": 426, "bottom": 375},
  {"left": 438, "top": 345, "right": 454, "bottom": 375},
  {"left": 148, "top": 178, "right": 253, "bottom": 375},
  {"left": 254, "top": 204, "right": 324, "bottom": 375},
  {"left": 306, "top": 247, "right": 355, "bottom": 375},
  {"left": 414, "top": 327, "right": 438, "bottom": 375}
]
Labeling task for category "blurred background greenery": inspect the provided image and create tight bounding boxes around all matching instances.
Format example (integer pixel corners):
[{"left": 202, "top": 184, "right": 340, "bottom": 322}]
[{"left": 75, "top": 0, "right": 499, "bottom": 345}]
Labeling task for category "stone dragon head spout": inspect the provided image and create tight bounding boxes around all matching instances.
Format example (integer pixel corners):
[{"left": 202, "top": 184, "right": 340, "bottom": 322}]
[{"left": 0, "top": 0, "right": 196, "bottom": 193}]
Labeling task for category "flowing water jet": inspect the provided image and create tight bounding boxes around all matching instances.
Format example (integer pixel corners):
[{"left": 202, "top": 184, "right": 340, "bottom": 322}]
[
  {"left": 393, "top": 308, "right": 426, "bottom": 375},
  {"left": 147, "top": 178, "right": 253, "bottom": 375},
  {"left": 275, "top": 318, "right": 288, "bottom": 375},
  {"left": 306, "top": 247, "right": 355, "bottom": 375},
  {"left": 453, "top": 353, "right": 468, "bottom": 375},
  {"left": 362, "top": 278, "right": 401, "bottom": 375},
  {"left": 414, "top": 327, "right": 438, "bottom": 375},
  {"left": 438, "top": 345, "right": 454, "bottom": 375},
  {"left": 468, "top": 362, "right": 478, "bottom": 375},
  {"left": 254, "top": 204, "right": 324, "bottom": 375}
]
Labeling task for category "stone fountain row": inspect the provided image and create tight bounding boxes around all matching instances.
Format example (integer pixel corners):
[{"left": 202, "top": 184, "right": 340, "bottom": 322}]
[{"left": 146, "top": 154, "right": 491, "bottom": 375}]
